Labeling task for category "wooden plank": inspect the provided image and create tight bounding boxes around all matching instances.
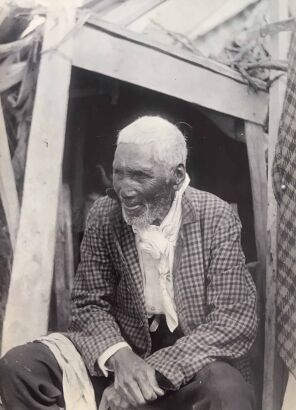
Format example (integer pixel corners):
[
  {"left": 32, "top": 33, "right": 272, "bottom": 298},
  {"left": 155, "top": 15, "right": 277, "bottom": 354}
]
[
  {"left": 52, "top": 184, "right": 73, "bottom": 331},
  {"left": 52, "top": 185, "right": 68, "bottom": 331},
  {"left": 1, "top": 7, "right": 75, "bottom": 355},
  {"left": 247, "top": 262, "right": 265, "bottom": 410},
  {"left": 245, "top": 122, "right": 267, "bottom": 276},
  {"left": 63, "top": 185, "right": 74, "bottom": 295},
  {"left": 86, "top": 15, "right": 265, "bottom": 88},
  {"left": 103, "top": 0, "right": 166, "bottom": 26},
  {"left": 188, "top": 0, "right": 258, "bottom": 39},
  {"left": 245, "top": 122, "right": 267, "bottom": 409},
  {"left": 73, "top": 24, "right": 268, "bottom": 125},
  {"left": 127, "top": 0, "right": 224, "bottom": 38},
  {"left": 0, "top": 100, "right": 20, "bottom": 250},
  {"left": 89, "top": 0, "right": 121, "bottom": 15},
  {"left": 262, "top": 0, "right": 290, "bottom": 409}
]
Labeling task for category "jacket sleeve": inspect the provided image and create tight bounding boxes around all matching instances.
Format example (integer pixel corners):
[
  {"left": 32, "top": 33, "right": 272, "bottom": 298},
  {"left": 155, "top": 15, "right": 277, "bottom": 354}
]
[
  {"left": 145, "top": 206, "right": 258, "bottom": 390},
  {"left": 68, "top": 203, "right": 125, "bottom": 376}
]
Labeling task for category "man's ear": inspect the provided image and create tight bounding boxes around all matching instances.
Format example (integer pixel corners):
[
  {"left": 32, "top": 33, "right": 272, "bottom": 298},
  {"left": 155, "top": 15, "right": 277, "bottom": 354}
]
[{"left": 173, "top": 164, "right": 186, "bottom": 190}]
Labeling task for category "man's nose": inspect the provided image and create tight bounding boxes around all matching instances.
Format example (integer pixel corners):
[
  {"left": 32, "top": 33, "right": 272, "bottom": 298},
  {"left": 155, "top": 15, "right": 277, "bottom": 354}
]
[
  {"left": 115, "top": 176, "right": 137, "bottom": 201},
  {"left": 120, "top": 188, "right": 137, "bottom": 201}
]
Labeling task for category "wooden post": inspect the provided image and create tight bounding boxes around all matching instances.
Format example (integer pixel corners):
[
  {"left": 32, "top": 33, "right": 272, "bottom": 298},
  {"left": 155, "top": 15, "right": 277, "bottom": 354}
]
[
  {"left": 52, "top": 185, "right": 68, "bottom": 331},
  {"left": 63, "top": 185, "right": 74, "bottom": 296},
  {"left": 262, "top": 0, "right": 290, "bottom": 409},
  {"left": 0, "top": 100, "right": 20, "bottom": 250},
  {"left": 245, "top": 122, "right": 267, "bottom": 408},
  {"left": 52, "top": 184, "right": 74, "bottom": 331},
  {"left": 245, "top": 122, "right": 267, "bottom": 280},
  {"left": 1, "top": 7, "right": 76, "bottom": 355}
]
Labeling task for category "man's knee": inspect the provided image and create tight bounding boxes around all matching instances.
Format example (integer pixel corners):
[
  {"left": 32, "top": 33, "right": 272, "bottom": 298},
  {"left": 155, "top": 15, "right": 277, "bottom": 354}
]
[
  {"left": 0, "top": 344, "right": 33, "bottom": 386},
  {"left": 0, "top": 342, "right": 64, "bottom": 409},
  {"left": 196, "top": 361, "right": 255, "bottom": 410},
  {"left": 0, "top": 342, "right": 59, "bottom": 390}
]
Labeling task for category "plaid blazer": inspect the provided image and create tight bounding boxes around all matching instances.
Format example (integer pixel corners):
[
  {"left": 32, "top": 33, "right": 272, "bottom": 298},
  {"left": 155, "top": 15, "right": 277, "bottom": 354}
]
[
  {"left": 272, "top": 33, "right": 296, "bottom": 375},
  {"left": 67, "top": 187, "right": 258, "bottom": 390}
]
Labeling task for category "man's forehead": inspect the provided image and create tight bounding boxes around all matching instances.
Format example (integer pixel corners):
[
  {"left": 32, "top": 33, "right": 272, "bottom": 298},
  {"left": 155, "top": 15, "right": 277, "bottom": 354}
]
[{"left": 113, "top": 142, "right": 158, "bottom": 167}]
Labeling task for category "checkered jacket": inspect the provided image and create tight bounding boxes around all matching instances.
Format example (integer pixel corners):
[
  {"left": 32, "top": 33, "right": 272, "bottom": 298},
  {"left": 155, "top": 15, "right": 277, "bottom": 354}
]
[
  {"left": 67, "top": 187, "right": 258, "bottom": 390},
  {"left": 272, "top": 33, "right": 296, "bottom": 376}
]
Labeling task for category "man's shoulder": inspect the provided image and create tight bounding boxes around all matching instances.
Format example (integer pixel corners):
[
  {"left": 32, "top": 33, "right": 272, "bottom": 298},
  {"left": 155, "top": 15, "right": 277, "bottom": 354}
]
[
  {"left": 86, "top": 195, "right": 121, "bottom": 228},
  {"left": 185, "top": 186, "right": 236, "bottom": 224},
  {"left": 186, "top": 186, "right": 231, "bottom": 212}
]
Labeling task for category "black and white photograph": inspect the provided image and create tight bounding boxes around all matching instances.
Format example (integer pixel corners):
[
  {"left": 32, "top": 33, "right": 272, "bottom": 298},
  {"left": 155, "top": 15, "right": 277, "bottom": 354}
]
[{"left": 0, "top": 0, "right": 295, "bottom": 409}]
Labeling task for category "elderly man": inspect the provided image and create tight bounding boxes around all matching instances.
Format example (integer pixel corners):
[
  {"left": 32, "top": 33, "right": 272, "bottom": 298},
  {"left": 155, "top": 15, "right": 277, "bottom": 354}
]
[{"left": 0, "top": 116, "right": 257, "bottom": 410}]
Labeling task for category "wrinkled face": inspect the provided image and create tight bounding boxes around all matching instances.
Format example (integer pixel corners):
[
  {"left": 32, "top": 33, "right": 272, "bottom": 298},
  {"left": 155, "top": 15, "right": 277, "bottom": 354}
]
[{"left": 113, "top": 143, "right": 175, "bottom": 227}]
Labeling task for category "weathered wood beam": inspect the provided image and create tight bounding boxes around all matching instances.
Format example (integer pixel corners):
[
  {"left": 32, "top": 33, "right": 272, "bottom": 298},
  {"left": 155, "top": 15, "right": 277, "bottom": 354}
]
[
  {"left": 73, "top": 23, "right": 268, "bottom": 125},
  {"left": 52, "top": 184, "right": 74, "bottom": 331},
  {"left": 87, "top": 0, "right": 119, "bottom": 15},
  {"left": 1, "top": 7, "right": 76, "bottom": 355},
  {"left": 245, "top": 122, "right": 267, "bottom": 277},
  {"left": 245, "top": 121, "right": 267, "bottom": 407},
  {"left": 102, "top": 0, "right": 166, "bottom": 26},
  {"left": 188, "top": 0, "right": 258, "bottom": 39},
  {"left": 63, "top": 185, "right": 74, "bottom": 295},
  {"left": 86, "top": 16, "right": 260, "bottom": 86},
  {"left": 262, "top": 1, "right": 290, "bottom": 409},
  {"left": 0, "top": 100, "right": 20, "bottom": 250}
]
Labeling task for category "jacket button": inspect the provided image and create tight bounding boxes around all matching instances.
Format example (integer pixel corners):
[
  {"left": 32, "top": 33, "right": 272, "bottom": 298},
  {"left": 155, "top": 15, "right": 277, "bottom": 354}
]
[{"left": 281, "top": 184, "right": 286, "bottom": 191}]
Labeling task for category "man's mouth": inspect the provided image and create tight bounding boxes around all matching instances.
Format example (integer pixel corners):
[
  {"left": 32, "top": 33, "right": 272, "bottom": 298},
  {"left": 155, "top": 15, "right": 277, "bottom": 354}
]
[
  {"left": 120, "top": 198, "right": 145, "bottom": 215},
  {"left": 122, "top": 202, "right": 142, "bottom": 212}
]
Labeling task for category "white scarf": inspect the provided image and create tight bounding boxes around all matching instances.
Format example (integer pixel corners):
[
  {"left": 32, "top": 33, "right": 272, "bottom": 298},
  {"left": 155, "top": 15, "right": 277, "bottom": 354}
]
[
  {"left": 38, "top": 333, "right": 97, "bottom": 410},
  {"left": 133, "top": 174, "right": 190, "bottom": 332}
]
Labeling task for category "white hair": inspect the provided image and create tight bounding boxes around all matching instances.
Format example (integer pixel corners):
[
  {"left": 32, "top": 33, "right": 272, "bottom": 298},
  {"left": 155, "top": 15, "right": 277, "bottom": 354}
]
[{"left": 117, "top": 116, "right": 187, "bottom": 168}]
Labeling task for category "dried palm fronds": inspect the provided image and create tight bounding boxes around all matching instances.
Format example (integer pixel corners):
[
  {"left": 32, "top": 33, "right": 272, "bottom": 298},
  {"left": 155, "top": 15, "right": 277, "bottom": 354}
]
[
  {"left": 0, "top": 62, "right": 26, "bottom": 93},
  {"left": 152, "top": 14, "right": 293, "bottom": 91}
]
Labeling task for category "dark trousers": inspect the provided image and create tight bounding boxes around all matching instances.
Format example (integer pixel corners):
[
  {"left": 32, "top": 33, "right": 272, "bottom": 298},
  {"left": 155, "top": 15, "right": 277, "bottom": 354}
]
[{"left": 0, "top": 342, "right": 255, "bottom": 410}]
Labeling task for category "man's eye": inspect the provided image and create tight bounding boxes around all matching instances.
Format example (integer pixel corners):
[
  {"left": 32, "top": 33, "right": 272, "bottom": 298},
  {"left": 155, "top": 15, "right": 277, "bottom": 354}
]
[
  {"left": 133, "top": 172, "right": 149, "bottom": 179},
  {"left": 114, "top": 170, "right": 150, "bottom": 179}
]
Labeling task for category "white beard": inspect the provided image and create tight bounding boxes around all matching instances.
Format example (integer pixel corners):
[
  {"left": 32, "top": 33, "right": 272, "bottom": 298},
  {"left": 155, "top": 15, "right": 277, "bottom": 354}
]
[{"left": 122, "top": 201, "right": 164, "bottom": 228}]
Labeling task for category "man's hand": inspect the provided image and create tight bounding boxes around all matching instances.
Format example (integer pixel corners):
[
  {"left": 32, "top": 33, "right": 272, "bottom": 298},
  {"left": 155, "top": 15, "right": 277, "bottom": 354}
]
[
  {"left": 99, "top": 384, "right": 132, "bottom": 410},
  {"left": 107, "top": 347, "right": 164, "bottom": 407}
]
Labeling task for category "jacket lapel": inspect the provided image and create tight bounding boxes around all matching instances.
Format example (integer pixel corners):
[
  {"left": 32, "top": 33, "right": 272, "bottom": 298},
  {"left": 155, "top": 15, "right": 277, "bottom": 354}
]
[
  {"left": 110, "top": 207, "right": 150, "bottom": 347},
  {"left": 173, "top": 188, "right": 204, "bottom": 331},
  {"left": 120, "top": 223, "right": 145, "bottom": 306},
  {"left": 172, "top": 187, "right": 197, "bottom": 277},
  {"left": 107, "top": 190, "right": 144, "bottom": 305}
]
